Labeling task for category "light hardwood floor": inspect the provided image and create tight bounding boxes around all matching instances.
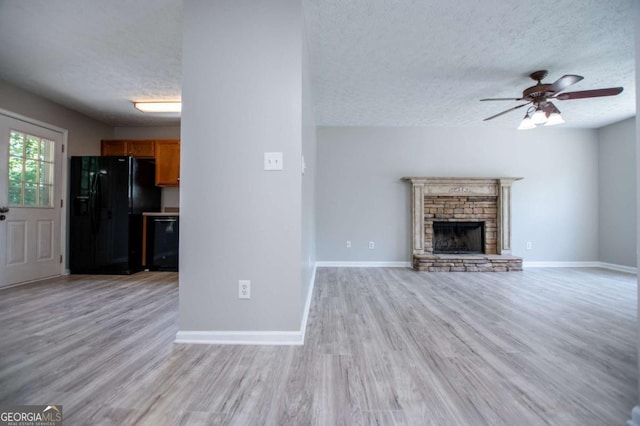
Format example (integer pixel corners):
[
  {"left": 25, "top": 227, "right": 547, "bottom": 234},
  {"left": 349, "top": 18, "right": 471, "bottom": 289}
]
[{"left": 0, "top": 268, "right": 636, "bottom": 425}]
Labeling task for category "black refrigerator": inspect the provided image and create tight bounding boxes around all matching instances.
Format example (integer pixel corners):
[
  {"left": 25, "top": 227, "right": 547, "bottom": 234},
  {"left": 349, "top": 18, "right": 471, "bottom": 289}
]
[{"left": 69, "top": 156, "right": 161, "bottom": 274}]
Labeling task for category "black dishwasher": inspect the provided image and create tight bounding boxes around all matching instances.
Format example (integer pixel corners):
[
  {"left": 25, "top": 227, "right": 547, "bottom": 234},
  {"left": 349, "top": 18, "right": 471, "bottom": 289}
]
[{"left": 146, "top": 216, "right": 179, "bottom": 271}]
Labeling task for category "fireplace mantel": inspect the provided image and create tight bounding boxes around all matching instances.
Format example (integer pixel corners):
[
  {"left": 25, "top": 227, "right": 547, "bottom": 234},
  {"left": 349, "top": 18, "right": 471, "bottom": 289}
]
[{"left": 402, "top": 177, "right": 522, "bottom": 259}]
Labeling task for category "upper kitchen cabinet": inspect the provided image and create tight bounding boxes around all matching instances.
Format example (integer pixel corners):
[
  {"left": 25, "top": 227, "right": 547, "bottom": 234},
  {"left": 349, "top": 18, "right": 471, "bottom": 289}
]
[
  {"left": 101, "top": 140, "right": 155, "bottom": 158},
  {"left": 155, "top": 139, "right": 180, "bottom": 186}
]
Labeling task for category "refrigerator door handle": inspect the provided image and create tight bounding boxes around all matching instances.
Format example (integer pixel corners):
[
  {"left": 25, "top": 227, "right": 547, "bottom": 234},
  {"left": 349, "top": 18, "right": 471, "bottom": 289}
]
[
  {"left": 89, "top": 173, "right": 96, "bottom": 234},
  {"left": 95, "top": 174, "right": 102, "bottom": 230},
  {"left": 90, "top": 172, "right": 102, "bottom": 233}
]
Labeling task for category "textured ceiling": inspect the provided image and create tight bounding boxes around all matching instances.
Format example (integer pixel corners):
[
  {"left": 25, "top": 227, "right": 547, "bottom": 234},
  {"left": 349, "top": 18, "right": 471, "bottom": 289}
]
[
  {"left": 304, "top": 0, "right": 636, "bottom": 128},
  {"left": 0, "top": 0, "right": 182, "bottom": 126},
  {"left": 0, "top": 0, "right": 635, "bottom": 128}
]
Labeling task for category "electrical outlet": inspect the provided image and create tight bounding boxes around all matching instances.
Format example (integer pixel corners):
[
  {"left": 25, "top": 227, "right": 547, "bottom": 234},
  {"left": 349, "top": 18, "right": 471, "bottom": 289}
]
[
  {"left": 239, "top": 280, "right": 251, "bottom": 299},
  {"left": 346, "top": 240, "right": 351, "bottom": 248},
  {"left": 526, "top": 242, "right": 532, "bottom": 250},
  {"left": 369, "top": 241, "right": 375, "bottom": 249},
  {"left": 264, "top": 152, "right": 283, "bottom": 170}
]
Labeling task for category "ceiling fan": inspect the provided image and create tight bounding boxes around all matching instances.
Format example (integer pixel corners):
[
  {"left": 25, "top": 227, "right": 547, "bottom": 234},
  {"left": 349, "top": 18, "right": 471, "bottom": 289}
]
[{"left": 481, "top": 70, "right": 623, "bottom": 129}]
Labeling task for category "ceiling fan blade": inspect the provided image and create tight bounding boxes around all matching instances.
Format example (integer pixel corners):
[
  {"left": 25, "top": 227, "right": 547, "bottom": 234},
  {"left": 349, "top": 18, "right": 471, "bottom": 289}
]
[
  {"left": 554, "top": 87, "right": 623, "bottom": 100},
  {"left": 483, "top": 103, "right": 529, "bottom": 121},
  {"left": 545, "top": 74, "right": 584, "bottom": 95},
  {"left": 480, "top": 98, "right": 524, "bottom": 101}
]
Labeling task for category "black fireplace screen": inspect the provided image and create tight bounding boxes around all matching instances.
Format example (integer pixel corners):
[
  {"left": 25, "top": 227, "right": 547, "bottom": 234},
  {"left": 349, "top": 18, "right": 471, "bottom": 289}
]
[{"left": 433, "top": 222, "right": 484, "bottom": 254}]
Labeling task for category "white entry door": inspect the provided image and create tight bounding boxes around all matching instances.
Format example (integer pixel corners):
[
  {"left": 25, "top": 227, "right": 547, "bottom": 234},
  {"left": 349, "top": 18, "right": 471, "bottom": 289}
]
[{"left": 0, "top": 113, "right": 63, "bottom": 288}]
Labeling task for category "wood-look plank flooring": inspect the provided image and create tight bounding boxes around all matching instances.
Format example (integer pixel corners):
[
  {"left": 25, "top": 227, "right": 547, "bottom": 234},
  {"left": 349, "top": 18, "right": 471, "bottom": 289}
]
[{"left": 0, "top": 268, "right": 636, "bottom": 425}]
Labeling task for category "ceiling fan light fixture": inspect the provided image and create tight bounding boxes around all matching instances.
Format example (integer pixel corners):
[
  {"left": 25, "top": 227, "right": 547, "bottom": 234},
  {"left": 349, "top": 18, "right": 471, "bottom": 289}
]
[
  {"left": 531, "top": 108, "right": 548, "bottom": 125},
  {"left": 134, "top": 101, "right": 182, "bottom": 113},
  {"left": 543, "top": 103, "right": 564, "bottom": 126},
  {"left": 517, "top": 115, "right": 536, "bottom": 130},
  {"left": 544, "top": 112, "right": 565, "bottom": 126}
]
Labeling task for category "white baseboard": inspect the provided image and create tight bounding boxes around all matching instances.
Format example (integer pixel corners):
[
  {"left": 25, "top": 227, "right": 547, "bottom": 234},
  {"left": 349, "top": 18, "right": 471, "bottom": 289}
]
[
  {"left": 316, "top": 260, "right": 636, "bottom": 274},
  {"left": 175, "top": 330, "right": 304, "bottom": 345},
  {"left": 598, "top": 262, "right": 637, "bottom": 274},
  {"left": 316, "top": 261, "right": 411, "bottom": 268},
  {"left": 316, "top": 260, "right": 636, "bottom": 273},
  {"left": 174, "top": 263, "right": 318, "bottom": 346},
  {"left": 524, "top": 261, "right": 637, "bottom": 274},
  {"left": 524, "top": 261, "right": 600, "bottom": 268}
]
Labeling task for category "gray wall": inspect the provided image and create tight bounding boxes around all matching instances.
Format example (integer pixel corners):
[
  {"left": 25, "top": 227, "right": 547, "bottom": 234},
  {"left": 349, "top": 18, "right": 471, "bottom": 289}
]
[
  {"left": 301, "top": 17, "right": 317, "bottom": 306},
  {"left": 179, "top": 0, "right": 303, "bottom": 332},
  {"left": 598, "top": 117, "right": 636, "bottom": 267},
  {"left": 317, "top": 126, "right": 600, "bottom": 262},
  {"left": 114, "top": 125, "right": 181, "bottom": 210},
  {"left": 0, "top": 80, "right": 113, "bottom": 155}
]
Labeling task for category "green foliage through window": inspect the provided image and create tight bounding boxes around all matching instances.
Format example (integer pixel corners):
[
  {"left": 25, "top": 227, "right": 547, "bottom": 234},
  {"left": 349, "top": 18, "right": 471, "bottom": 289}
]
[{"left": 8, "top": 130, "right": 54, "bottom": 207}]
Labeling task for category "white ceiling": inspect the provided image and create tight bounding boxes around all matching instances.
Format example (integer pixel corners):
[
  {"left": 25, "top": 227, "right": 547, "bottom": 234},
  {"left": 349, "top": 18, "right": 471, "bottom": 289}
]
[{"left": 0, "top": 0, "right": 635, "bottom": 128}]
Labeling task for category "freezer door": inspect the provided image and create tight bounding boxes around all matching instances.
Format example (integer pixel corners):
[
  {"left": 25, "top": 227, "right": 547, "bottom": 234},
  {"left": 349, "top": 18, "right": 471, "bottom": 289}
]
[{"left": 130, "top": 158, "right": 161, "bottom": 214}]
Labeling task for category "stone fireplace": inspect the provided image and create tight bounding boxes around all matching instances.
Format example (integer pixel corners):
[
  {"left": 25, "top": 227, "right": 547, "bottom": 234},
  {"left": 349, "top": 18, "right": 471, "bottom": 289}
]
[{"left": 402, "top": 177, "right": 523, "bottom": 272}]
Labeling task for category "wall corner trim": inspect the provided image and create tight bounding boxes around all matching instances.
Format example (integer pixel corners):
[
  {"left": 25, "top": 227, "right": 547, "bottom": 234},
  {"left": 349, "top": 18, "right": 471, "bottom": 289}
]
[{"left": 174, "top": 263, "right": 318, "bottom": 346}]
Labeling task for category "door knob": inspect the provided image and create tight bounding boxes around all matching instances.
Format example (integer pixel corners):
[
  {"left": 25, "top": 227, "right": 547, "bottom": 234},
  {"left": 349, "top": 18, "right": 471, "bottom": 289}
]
[
  {"left": 0, "top": 215, "right": 5, "bottom": 221},
  {"left": 0, "top": 206, "right": 9, "bottom": 213}
]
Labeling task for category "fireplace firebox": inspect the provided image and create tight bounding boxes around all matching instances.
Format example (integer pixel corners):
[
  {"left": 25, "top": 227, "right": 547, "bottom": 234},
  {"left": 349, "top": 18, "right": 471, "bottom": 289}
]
[{"left": 433, "top": 222, "right": 484, "bottom": 254}]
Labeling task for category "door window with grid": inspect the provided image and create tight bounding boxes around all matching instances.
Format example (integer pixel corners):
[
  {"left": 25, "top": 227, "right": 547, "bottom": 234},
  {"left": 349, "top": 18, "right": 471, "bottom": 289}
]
[{"left": 8, "top": 130, "right": 55, "bottom": 207}]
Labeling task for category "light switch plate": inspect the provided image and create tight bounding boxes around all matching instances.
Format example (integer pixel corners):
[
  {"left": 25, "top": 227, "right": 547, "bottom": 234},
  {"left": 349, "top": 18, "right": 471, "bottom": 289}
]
[{"left": 264, "top": 152, "right": 283, "bottom": 171}]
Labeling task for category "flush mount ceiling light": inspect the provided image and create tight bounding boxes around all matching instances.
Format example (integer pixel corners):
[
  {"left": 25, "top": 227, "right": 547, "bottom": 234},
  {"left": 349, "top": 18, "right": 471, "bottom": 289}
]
[{"left": 134, "top": 101, "right": 182, "bottom": 113}]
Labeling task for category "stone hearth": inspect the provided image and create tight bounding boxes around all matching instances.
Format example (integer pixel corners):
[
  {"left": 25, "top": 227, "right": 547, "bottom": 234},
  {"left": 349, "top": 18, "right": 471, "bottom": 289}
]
[
  {"left": 402, "top": 177, "right": 523, "bottom": 272},
  {"left": 413, "top": 254, "right": 523, "bottom": 272}
]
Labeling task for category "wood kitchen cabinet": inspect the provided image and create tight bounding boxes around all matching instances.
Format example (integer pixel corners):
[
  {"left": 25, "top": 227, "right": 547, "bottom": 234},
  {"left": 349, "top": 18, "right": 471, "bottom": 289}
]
[
  {"left": 155, "top": 139, "right": 180, "bottom": 186},
  {"left": 101, "top": 139, "right": 155, "bottom": 158}
]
